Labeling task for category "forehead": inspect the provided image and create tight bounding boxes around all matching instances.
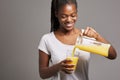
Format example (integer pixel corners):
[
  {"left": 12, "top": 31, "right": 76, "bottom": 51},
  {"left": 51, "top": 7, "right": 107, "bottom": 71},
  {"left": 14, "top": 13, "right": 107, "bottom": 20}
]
[{"left": 58, "top": 4, "right": 77, "bottom": 14}]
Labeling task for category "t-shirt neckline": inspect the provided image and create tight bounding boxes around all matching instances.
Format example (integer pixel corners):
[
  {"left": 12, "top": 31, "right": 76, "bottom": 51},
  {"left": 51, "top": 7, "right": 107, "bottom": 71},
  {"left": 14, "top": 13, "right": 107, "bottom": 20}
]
[{"left": 51, "top": 32, "right": 75, "bottom": 47}]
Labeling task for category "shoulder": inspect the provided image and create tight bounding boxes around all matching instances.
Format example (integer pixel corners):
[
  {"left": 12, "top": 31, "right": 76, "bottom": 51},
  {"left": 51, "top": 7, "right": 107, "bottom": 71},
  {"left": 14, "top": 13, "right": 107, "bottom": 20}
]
[
  {"left": 38, "top": 32, "right": 54, "bottom": 49},
  {"left": 41, "top": 32, "right": 53, "bottom": 40}
]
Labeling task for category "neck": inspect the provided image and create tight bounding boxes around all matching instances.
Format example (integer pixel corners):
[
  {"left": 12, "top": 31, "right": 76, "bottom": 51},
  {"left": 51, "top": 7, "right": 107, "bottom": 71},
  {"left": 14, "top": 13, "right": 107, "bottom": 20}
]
[{"left": 58, "top": 27, "right": 76, "bottom": 35}]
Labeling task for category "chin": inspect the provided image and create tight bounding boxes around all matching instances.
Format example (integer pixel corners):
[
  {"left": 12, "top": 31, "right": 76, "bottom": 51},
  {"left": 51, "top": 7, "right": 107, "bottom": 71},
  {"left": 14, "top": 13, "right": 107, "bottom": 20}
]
[{"left": 66, "top": 26, "right": 74, "bottom": 31}]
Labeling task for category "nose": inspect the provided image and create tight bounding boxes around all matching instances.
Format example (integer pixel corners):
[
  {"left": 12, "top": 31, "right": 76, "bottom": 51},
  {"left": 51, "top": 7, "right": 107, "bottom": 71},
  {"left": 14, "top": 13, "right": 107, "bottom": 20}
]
[{"left": 66, "top": 16, "right": 72, "bottom": 22}]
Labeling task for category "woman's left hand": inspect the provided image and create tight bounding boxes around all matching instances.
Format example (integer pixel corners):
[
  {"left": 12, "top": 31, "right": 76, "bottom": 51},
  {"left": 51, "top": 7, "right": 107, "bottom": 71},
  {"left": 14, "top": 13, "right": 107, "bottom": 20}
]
[{"left": 83, "top": 26, "right": 99, "bottom": 39}]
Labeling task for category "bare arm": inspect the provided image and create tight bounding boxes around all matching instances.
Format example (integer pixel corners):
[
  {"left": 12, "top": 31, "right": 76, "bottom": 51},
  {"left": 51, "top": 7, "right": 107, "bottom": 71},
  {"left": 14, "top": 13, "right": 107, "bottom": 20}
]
[
  {"left": 39, "top": 50, "right": 61, "bottom": 79},
  {"left": 83, "top": 27, "right": 117, "bottom": 59},
  {"left": 39, "top": 50, "right": 74, "bottom": 79}
]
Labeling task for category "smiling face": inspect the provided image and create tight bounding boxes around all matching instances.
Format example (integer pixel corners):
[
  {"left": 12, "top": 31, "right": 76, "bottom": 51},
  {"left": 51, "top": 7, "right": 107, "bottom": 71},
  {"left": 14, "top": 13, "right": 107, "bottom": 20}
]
[{"left": 56, "top": 4, "right": 78, "bottom": 31}]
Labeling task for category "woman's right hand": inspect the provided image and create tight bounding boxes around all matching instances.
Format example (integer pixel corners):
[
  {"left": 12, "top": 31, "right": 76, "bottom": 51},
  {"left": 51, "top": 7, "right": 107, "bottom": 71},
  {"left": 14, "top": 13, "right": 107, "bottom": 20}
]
[{"left": 58, "top": 59, "right": 75, "bottom": 74}]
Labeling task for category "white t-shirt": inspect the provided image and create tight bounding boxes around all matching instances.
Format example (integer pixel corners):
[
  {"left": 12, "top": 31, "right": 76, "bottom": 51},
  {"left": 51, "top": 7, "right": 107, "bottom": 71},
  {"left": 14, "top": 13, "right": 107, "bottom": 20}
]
[{"left": 38, "top": 32, "right": 90, "bottom": 80}]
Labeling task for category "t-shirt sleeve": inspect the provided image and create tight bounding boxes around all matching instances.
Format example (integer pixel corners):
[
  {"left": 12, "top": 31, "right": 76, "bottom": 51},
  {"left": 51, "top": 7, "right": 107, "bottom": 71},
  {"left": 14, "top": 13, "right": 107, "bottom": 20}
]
[{"left": 38, "top": 35, "right": 50, "bottom": 55}]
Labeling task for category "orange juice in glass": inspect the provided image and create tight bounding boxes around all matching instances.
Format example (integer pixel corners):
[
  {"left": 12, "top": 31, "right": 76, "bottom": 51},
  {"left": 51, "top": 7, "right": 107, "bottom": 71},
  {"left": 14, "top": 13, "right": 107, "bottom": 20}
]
[
  {"left": 66, "top": 56, "right": 78, "bottom": 70},
  {"left": 66, "top": 50, "right": 79, "bottom": 72}
]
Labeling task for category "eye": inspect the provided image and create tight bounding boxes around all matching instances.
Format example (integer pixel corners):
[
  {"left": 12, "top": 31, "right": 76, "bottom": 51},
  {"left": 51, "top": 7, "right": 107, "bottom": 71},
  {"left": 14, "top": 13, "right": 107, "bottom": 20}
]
[
  {"left": 61, "top": 15, "right": 67, "bottom": 19},
  {"left": 71, "top": 13, "right": 77, "bottom": 17}
]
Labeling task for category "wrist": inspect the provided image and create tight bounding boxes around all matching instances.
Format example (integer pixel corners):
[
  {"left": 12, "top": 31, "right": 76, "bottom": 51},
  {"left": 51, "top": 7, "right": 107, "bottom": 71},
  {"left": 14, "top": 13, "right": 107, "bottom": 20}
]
[
  {"left": 56, "top": 62, "right": 62, "bottom": 71},
  {"left": 95, "top": 34, "right": 109, "bottom": 43}
]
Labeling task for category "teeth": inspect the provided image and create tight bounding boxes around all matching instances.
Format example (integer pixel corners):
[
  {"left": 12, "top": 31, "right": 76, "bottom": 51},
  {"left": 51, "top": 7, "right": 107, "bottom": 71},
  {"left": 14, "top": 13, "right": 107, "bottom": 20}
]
[{"left": 66, "top": 23, "right": 73, "bottom": 26}]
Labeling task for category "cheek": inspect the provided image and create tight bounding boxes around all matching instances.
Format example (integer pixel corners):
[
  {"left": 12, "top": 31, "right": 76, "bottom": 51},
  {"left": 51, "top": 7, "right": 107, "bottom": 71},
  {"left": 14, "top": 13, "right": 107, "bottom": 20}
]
[
  {"left": 73, "top": 16, "right": 77, "bottom": 21},
  {"left": 73, "top": 14, "right": 78, "bottom": 21},
  {"left": 61, "top": 19, "right": 66, "bottom": 22},
  {"left": 58, "top": 18, "right": 66, "bottom": 24}
]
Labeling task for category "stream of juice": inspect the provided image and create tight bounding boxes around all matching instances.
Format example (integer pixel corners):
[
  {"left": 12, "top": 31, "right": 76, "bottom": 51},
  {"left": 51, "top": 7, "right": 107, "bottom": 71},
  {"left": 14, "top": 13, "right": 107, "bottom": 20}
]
[{"left": 72, "top": 47, "right": 76, "bottom": 57}]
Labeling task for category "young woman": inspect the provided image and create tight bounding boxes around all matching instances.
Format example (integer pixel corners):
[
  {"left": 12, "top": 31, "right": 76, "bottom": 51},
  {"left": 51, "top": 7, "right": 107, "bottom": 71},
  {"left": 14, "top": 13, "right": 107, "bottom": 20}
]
[{"left": 38, "top": 0, "right": 117, "bottom": 80}]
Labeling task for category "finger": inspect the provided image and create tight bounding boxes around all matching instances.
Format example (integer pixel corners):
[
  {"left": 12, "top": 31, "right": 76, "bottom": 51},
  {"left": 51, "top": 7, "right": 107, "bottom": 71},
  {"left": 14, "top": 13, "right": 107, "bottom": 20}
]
[
  {"left": 66, "top": 67, "right": 74, "bottom": 71},
  {"left": 60, "top": 60, "right": 73, "bottom": 68},
  {"left": 84, "top": 27, "right": 97, "bottom": 38},
  {"left": 63, "top": 59, "right": 72, "bottom": 63},
  {"left": 62, "top": 67, "right": 74, "bottom": 74},
  {"left": 84, "top": 26, "right": 90, "bottom": 35},
  {"left": 89, "top": 27, "right": 97, "bottom": 33},
  {"left": 64, "top": 64, "right": 75, "bottom": 68},
  {"left": 87, "top": 30, "right": 96, "bottom": 38},
  {"left": 89, "top": 27, "right": 99, "bottom": 39},
  {"left": 63, "top": 70, "right": 73, "bottom": 74}
]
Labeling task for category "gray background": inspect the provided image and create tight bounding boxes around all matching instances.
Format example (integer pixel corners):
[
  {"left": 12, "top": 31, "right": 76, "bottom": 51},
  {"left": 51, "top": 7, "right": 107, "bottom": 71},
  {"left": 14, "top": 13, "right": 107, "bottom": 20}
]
[{"left": 0, "top": 0, "right": 120, "bottom": 80}]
